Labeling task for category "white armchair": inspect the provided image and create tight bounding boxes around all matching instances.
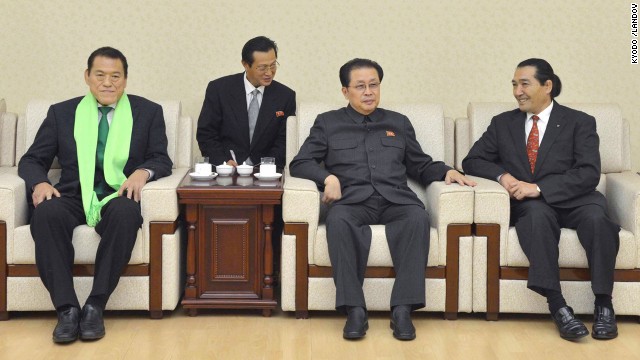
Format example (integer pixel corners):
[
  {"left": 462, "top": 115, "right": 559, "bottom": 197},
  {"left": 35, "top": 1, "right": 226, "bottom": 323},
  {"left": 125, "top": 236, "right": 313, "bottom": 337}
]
[
  {"left": 0, "top": 99, "right": 192, "bottom": 319},
  {"left": 281, "top": 102, "right": 474, "bottom": 319},
  {"left": 456, "top": 102, "right": 640, "bottom": 320}
]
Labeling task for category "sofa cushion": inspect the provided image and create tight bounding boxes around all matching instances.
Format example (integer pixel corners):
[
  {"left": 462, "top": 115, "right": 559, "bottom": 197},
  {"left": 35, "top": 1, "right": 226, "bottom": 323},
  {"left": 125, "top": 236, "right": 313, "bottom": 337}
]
[
  {"left": 504, "top": 227, "right": 635, "bottom": 269},
  {"left": 9, "top": 225, "right": 144, "bottom": 265},
  {"left": 312, "top": 224, "right": 440, "bottom": 267}
]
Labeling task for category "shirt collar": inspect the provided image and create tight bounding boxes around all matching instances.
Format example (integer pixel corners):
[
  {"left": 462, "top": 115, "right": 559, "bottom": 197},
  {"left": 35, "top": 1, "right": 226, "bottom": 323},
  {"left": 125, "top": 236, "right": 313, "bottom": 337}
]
[
  {"left": 345, "top": 104, "right": 382, "bottom": 124},
  {"left": 527, "top": 100, "right": 554, "bottom": 123},
  {"left": 243, "top": 72, "right": 265, "bottom": 96}
]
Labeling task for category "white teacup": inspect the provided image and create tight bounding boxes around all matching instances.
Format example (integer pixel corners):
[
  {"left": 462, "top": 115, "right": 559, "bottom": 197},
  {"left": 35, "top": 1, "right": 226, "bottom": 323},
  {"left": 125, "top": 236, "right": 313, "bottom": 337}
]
[
  {"left": 194, "top": 162, "right": 212, "bottom": 175},
  {"left": 236, "top": 164, "right": 254, "bottom": 176},
  {"left": 216, "top": 162, "right": 234, "bottom": 176}
]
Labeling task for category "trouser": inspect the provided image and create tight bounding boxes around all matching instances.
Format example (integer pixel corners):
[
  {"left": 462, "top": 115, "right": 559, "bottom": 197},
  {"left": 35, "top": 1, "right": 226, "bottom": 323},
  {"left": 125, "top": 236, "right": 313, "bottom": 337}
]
[
  {"left": 30, "top": 196, "right": 143, "bottom": 310},
  {"left": 511, "top": 199, "right": 620, "bottom": 296},
  {"left": 325, "top": 195, "right": 429, "bottom": 312}
]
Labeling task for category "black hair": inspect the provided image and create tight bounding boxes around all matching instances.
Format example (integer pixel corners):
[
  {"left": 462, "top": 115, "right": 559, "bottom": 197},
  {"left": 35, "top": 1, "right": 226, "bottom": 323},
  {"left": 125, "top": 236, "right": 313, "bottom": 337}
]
[
  {"left": 339, "top": 58, "right": 384, "bottom": 87},
  {"left": 87, "top": 47, "right": 128, "bottom": 78},
  {"left": 241, "top": 36, "right": 278, "bottom": 66},
  {"left": 517, "top": 58, "right": 562, "bottom": 98}
]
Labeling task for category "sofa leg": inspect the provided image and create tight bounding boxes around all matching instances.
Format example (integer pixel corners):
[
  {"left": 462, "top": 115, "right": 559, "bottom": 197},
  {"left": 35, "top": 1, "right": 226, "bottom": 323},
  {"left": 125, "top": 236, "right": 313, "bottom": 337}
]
[
  {"left": 0, "top": 311, "right": 8, "bottom": 321},
  {"left": 149, "top": 310, "right": 163, "bottom": 319},
  {"left": 486, "top": 312, "right": 498, "bottom": 321},
  {"left": 444, "top": 312, "right": 458, "bottom": 320},
  {"left": 295, "top": 310, "right": 309, "bottom": 319}
]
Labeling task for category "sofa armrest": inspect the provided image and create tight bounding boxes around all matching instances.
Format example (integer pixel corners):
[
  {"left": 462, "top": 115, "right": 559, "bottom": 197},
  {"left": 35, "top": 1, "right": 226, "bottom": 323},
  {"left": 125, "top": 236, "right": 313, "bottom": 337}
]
[
  {"left": 424, "top": 181, "right": 474, "bottom": 265},
  {"left": 455, "top": 118, "right": 470, "bottom": 171},
  {"left": 282, "top": 172, "right": 320, "bottom": 225},
  {"left": 141, "top": 168, "right": 188, "bottom": 224},
  {"left": 0, "top": 173, "right": 29, "bottom": 261},
  {"left": 606, "top": 171, "right": 640, "bottom": 238},
  {"left": 468, "top": 175, "right": 510, "bottom": 264}
]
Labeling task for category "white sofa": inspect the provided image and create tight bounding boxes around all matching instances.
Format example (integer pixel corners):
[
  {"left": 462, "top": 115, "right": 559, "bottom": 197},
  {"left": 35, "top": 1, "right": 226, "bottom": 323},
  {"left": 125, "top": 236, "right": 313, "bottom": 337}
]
[
  {"left": 281, "top": 102, "right": 474, "bottom": 319},
  {"left": 456, "top": 102, "right": 640, "bottom": 319},
  {"left": 0, "top": 99, "right": 192, "bottom": 319}
]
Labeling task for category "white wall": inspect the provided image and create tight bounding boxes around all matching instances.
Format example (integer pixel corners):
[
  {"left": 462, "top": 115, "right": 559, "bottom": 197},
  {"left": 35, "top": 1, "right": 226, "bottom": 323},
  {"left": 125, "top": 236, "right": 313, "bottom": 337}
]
[{"left": 2, "top": 0, "right": 638, "bottom": 170}]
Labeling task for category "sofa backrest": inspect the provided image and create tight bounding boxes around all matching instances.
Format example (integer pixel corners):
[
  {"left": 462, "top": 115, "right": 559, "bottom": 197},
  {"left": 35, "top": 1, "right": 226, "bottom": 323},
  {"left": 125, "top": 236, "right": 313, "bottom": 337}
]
[
  {"left": 465, "top": 102, "right": 630, "bottom": 174},
  {"left": 0, "top": 99, "right": 18, "bottom": 166},
  {"left": 287, "top": 102, "right": 447, "bottom": 199},
  {"left": 16, "top": 99, "right": 191, "bottom": 170}
]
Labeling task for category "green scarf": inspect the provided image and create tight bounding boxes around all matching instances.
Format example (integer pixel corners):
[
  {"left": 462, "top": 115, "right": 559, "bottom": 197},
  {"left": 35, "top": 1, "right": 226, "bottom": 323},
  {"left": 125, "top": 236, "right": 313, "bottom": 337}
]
[{"left": 74, "top": 93, "right": 133, "bottom": 226}]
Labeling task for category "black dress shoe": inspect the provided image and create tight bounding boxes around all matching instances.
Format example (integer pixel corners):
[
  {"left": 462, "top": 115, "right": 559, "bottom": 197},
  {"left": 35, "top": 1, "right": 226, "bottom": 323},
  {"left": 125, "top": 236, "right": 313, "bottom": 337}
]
[
  {"left": 343, "top": 306, "right": 368, "bottom": 339},
  {"left": 552, "top": 306, "right": 589, "bottom": 340},
  {"left": 53, "top": 306, "right": 80, "bottom": 343},
  {"left": 592, "top": 306, "right": 618, "bottom": 340},
  {"left": 80, "top": 304, "right": 105, "bottom": 340},
  {"left": 390, "top": 305, "right": 416, "bottom": 341}
]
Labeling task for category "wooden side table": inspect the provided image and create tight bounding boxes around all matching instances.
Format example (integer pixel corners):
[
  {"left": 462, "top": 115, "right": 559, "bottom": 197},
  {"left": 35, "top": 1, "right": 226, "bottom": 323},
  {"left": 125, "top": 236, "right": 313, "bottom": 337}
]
[{"left": 177, "top": 173, "right": 283, "bottom": 316}]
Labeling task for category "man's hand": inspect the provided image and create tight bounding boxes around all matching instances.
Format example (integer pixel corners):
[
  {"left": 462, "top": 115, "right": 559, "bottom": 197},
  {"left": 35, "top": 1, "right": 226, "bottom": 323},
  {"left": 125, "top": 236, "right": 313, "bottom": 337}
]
[
  {"left": 322, "top": 174, "right": 342, "bottom": 204},
  {"left": 498, "top": 173, "right": 519, "bottom": 198},
  {"left": 32, "top": 182, "right": 60, "bottom": 207},
  {"left": 498, "top": 172, "right": 541, "bottom": 200},
  {"left": 226, "top": 159, "right": 238, "bottom": 167},
  {"left": 445, "top": 169, "right": 477, "bottom": 186},
  {"left": 118, "top": 169, "right": 150, "bottom": 202},
  {"left": 509, "top": 181, "right": 541, "bottom": 200}
]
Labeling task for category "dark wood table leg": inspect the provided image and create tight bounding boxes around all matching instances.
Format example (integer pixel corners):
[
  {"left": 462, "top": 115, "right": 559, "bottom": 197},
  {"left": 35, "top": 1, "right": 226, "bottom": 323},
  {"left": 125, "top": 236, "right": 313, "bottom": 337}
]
[{"left": 184, "top": 204, "right": 198, "bottom": 315}]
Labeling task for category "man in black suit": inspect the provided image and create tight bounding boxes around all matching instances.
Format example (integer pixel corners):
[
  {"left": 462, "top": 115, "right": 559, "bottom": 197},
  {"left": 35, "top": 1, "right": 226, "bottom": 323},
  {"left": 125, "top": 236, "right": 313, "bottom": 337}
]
[
  {"left": 18, "top": 47, "right": 172, "bottom": 343},
  {"left": 197, "top": 36, "right": 296, "bottom": 169},
  {"left": 290, "top": 58, "right": 475, "bottom": 341},
  {"left": 463, "top": 58, "right": 620, "bottom": 340}
]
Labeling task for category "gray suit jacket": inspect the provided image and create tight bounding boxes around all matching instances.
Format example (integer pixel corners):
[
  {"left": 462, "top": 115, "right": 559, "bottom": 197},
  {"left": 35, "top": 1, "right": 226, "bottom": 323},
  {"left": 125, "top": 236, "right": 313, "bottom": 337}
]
[
  {"left": 462, "top": 102, "right": 605, "bottom": 209},
  {"left": 289, "top": 106, "right": 451, "bottom": 207}
]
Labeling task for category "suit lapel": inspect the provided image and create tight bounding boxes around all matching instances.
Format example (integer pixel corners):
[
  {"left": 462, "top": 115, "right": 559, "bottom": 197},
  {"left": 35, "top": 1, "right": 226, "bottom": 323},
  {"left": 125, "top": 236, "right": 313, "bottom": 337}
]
[
  {"left": 251, "top": 85, "right": 277, "bottom": 148},
  {"left": 507, "top": 111, "right": 531, "bottom": 178},
  {"left": 534, "top": 104, "right": 564, "bottom": 174},
  {"left": 230, "top": 76, "right": 251, "bottom": 148}
]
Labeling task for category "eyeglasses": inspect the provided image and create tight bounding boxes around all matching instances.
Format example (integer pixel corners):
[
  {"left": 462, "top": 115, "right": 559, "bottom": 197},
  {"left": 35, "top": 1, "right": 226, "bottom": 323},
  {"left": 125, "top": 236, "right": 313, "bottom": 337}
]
[
  {"left": 255, "top": 61, "right": 279, "bottom": 73},
  {"left": 348, "top": 82, "right": 380, "bottom": 93}
]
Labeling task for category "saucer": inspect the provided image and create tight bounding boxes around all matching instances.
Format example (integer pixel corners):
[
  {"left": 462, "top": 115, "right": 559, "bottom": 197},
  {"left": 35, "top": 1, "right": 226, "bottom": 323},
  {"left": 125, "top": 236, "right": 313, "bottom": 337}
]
[
  {"left": 189, "top": 172, "right": 218, "bottom": 181},
  {"left": 254, "top": 172, "right": 282, "bottom": 181}
]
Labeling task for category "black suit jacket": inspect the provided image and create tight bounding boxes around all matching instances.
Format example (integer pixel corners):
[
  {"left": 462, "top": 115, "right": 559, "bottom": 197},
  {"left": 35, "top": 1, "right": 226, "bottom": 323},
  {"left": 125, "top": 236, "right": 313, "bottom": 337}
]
[
  {"left": 196, "top": 73, "right": 296, "bottom": 168},
  {"left": 290, "top": 106, "right": 451, "bottom": 207},
  {"left": 18, "top": 95, "right": 173, "bottom": 203},
  {"left": 462, "top": 102, "right": 604, "bottom": 209}
]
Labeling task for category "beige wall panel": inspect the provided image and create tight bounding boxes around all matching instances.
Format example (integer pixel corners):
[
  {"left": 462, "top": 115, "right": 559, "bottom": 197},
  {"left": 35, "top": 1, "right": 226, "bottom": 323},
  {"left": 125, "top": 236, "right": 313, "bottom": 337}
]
[{"left": 1, "top": 0, "right": 638, "bottom": 170}]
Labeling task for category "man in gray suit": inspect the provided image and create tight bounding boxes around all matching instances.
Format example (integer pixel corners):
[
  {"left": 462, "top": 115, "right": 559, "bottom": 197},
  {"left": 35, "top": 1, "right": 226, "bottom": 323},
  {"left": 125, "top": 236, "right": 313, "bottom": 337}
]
[
  {"left": 290, "top": 58, "right": 475, "bottom": 341},
  {"left": 463, "top": 58, "right": 620, "bottom": 341}
]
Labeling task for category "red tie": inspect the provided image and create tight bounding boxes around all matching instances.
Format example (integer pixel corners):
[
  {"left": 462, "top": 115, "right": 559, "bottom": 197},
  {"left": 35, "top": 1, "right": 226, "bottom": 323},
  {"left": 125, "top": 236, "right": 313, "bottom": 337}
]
[{"left": 526, "top": 115, "right": 540, "bottom": 173}]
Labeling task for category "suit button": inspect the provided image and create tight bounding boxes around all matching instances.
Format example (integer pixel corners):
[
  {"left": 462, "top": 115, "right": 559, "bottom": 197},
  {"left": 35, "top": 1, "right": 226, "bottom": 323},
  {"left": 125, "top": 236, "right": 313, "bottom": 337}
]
[
  {"left": 371, "top": 165, "right": 376, "bottom": 169},
  {"left": 369, "top": 148, "right": 373, "bottom": 151}
]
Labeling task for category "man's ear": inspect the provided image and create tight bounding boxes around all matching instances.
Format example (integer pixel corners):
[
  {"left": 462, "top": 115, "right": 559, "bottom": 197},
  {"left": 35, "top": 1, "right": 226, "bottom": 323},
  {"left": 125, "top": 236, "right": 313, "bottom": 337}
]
[{"left": 545, "top": 79, "right": 553, "bottom": 95}]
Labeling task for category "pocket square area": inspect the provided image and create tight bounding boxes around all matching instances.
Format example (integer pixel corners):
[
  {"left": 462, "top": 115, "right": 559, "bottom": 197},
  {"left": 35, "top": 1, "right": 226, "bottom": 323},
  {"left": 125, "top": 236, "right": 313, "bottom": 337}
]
[{"left": 276, "top": 111, "right": 285, "bottom": 117}]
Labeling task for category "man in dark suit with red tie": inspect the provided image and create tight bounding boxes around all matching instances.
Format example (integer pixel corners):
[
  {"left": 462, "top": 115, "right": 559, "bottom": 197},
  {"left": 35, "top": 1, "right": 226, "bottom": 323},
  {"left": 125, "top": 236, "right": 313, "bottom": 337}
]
[
  {"left": 463, "top": 58, "right": 620, "bottom": 340},
  {"left": 196, "top": 36, "right": 296, "bottom": 169},
  {"left": 18, "top": 47, "right": 172, "bottom": 343}
]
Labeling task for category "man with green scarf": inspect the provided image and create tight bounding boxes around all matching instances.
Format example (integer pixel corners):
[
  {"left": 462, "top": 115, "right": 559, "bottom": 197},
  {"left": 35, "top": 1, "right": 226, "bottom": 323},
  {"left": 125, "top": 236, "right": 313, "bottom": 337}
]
[{"left": 18, "top": 47, "right": 173, "bottom": 343}]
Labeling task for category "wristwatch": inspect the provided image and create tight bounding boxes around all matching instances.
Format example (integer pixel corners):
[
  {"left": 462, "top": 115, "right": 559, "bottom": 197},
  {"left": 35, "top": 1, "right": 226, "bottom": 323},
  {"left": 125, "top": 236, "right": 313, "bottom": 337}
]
[{"left": 536, "top": 185, "right": 541, "bottom": 193}]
